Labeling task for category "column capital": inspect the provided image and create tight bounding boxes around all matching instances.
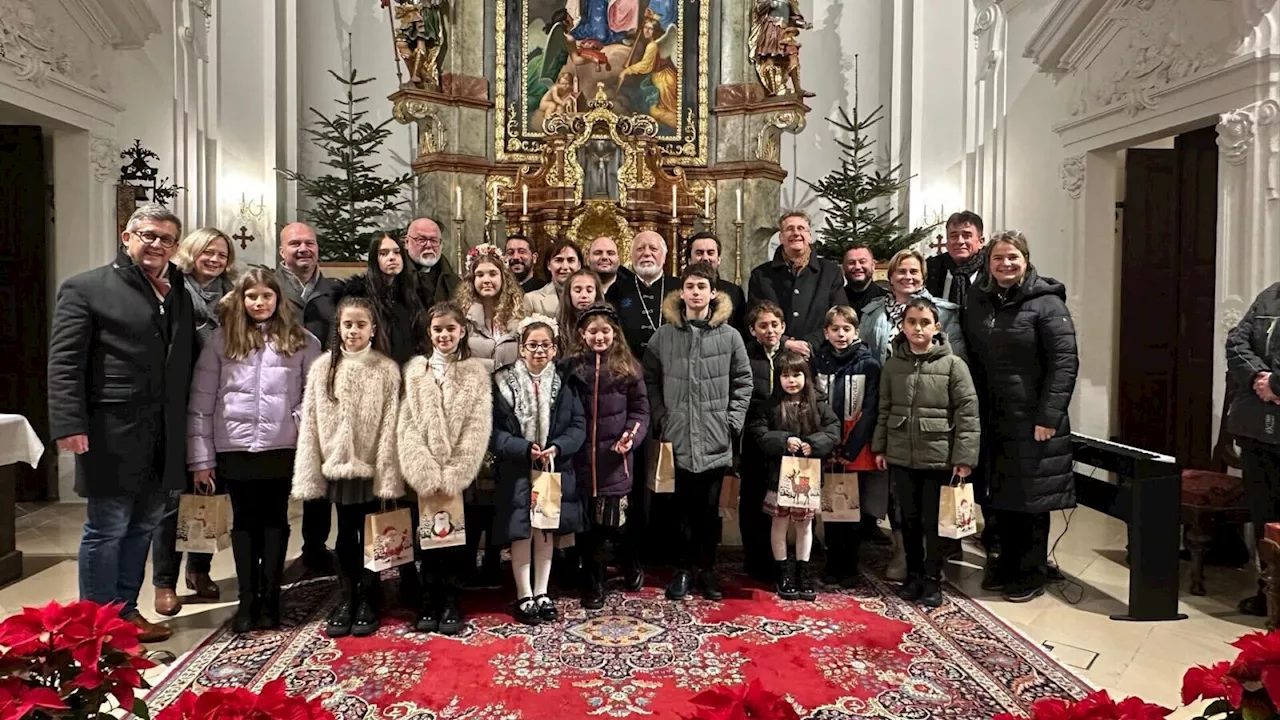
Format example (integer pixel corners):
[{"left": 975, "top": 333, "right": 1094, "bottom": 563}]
[{"left": 1217, "top": 98, "right": 1280, "bottom": 165}]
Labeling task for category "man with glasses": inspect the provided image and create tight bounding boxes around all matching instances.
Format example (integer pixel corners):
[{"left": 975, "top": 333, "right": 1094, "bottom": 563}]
[
  {"left": 405, "top": 217, "right": 460, "bottom": 304},
  {"left": 48, "top": 204, "right": 198, "bottom": 643}
]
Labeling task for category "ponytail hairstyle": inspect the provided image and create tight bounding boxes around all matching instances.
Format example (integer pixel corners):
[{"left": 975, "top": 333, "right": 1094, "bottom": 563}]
[
  {"left": 574, "top": 303, "right": 639, "bottom": 381},
  {"left": 426, "top": 302, "right": 472, "bottom": 360},
  {"left": 772, "top": 350, "right": 821, "bottom": 436},
  {"left": 326, "top": 295, "right": 389, "bottom": 402},
  {"left": 217, "top": 267, "right": 309, "bottom": 360}
]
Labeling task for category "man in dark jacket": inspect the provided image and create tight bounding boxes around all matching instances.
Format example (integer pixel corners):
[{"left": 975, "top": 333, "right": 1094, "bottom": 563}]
[
  {"left": 687, "top": 231, "right": 747, "bottom": 336},
  {"left": 842, "top": 244, "right": 888, "bottom": 315},
  {"left": 277, "top": 222, "right": 343, "bottom": 573},
  {"left": 607, "top": 230, "right": 675, "bottom": 359},
  {"left": 747, "top": 211, "right": 845, "bottom": 356},
  {"left": 48, "top": 204, "right": 197, "bottom": 643},
  {"left": 504, "top": 234, "right": 545, "bottom": 293},
  {"left": 406, "top": 216, "right": 460, "bottom": 304},
  {"left": 1226, "top": 281, "right": 1280, "bottom": 616},
  {"left": 926, "top": 211, "right": 989, "bottom": 307}
]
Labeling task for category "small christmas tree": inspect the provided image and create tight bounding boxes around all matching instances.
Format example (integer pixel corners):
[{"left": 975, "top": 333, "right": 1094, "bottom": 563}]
[
  {"left": 279, "top": 45, "right": 412, "bottom": 262},
  {"left": 802, "top": 105, "right": 937, "bottom": 263}
]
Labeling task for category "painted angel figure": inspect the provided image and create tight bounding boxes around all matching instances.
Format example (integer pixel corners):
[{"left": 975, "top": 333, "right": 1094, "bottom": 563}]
[
  {"left": 538, "top": 70, "right": 581, "bottom": 120},
  {"left": 749, "top": 0, "right": 814, "bottom": 97},
  {"left": 617, "top": 11, "right": 679, "bottom": 128}
]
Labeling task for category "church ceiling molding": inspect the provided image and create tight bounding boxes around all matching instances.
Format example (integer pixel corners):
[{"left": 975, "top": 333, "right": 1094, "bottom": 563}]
[
  {"left": 58, "top": 0, "right": 162, "bottom": 50},
  {"left": 0, "top": 0, "right": 126, "bottom": 117}
]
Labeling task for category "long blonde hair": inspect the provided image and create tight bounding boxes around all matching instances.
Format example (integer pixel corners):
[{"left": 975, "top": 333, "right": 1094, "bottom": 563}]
[
  {"left": 173, "top": 228, "right": 237, "bottom": 280},
  {"left": 453, "top": 254, "right": 526, "bottom": 329},
  {"left": 216, "top": 267, "right": 309, "bottom": 360}
]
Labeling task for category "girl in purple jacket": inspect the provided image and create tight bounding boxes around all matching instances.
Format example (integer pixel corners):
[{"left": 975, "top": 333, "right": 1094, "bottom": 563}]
[
  {"left": 569, "top": 304, "right": 649, "bottom": 610},
  {"left": 187, "top": 268, "right": 321, "bottom": 633}
]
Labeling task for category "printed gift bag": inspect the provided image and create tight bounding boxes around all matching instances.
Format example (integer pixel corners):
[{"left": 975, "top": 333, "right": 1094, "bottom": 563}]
[
  {"left": 418, "top": 492, "right": 467, "bottom": 551},
  {"left": 364, "top": 505, "right": 415, "bottom": 572},
  {"left": 175, "top": 492, "right": 231, "bottom": 554},
  {"left": 719, "top": 473, "right": 741, "bottom": 520},
  {"left": 778, "top": 456, "right": 822, "bottom": 511},
  {"left": 821, "top": 471, "right": 862, "bottom": 522},
  {"left": 646, "top": 439, "right": 676, "bottom": 494},
  {"left": 531, "top": 459, "right": 563, "bottom": 530},
  {"left": 938, "top": 481, "right": 978, "bottom": 539}
]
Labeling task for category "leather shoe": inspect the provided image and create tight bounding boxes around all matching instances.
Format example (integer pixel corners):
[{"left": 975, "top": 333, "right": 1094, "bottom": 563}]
[
  {"left": 582, "top": 583, "right": 606, "bottom": 611},
  {"left": 698, "top": 570, "right": 724, "bottom": 601},
  {"left": 534, "top": 594, "right": 558, "bottom": 622},
  {"left": 351, "top": 595, "right": 379, "bottom": 637},
  {"left": 624, "top": 564, "right": 645, "bottom": 592},
  {"left": 124, "top": 613, "right": 172, "bottom": 643},
  {"left": 186, "top": 572, "right": 220, "bottom": 600},
  {"left": 666, "top": 570, "right": 692, "bottom": 600},
  {"left": 154, "top": 588, "right": 180, "bottom": 617}
]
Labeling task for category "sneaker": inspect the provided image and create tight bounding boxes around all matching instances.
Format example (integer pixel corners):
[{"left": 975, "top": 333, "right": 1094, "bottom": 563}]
[
  {"left": 534, "top": 594, "right": 558, "bottom": 622},
  {"left": 666, "top": 570, "right": 692, "bottom": 600},
  {"left": 514, "top": 597, "right": 541, "bottom": 626},
  {"left": 897, "top": 577, "right": 925, "bottom": 602},
  {"left": 1002, "top": 585, "right": 1046, "bottom": 603}
]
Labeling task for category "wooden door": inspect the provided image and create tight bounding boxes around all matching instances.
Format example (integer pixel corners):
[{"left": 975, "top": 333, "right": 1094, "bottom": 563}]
[
  {"left": 0, "top": 126, "right": 52, "bottom": 501},
  {"left": 1117, "top": 128, "right": 1219, "bottom": 467}
]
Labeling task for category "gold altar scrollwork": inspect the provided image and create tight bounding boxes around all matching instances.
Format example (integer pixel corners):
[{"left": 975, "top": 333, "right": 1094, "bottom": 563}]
[
  {"left": 755, "top": 110, "right": 807, "bottom": 163},
  {"left": 569, "top": 200, "right": 634, "bottom": 258},
  {"left": 541, "top": 85, "right": 660, "bottom": 208}
]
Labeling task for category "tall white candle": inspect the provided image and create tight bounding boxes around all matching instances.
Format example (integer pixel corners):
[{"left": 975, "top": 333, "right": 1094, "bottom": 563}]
[
  {"left": 522, "top": 185, "right": 529, "bottom": 216},
  {"left": 491, "top": 185, "right": 498, "bottom": 216},
  {"left": 671, "top": 185, "right": 678, "bottom": 219},
  {"left": 703, "top": 186, "right": 711, "bottom": 217},
  {"left": 736, "top": 188, "right": 742, "bottom": 223},
  {"left": 455, "top": 186, "right": 462, "bottom": 219}
]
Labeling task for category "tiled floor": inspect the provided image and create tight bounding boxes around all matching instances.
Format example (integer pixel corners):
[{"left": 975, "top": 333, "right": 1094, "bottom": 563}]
[{"left": 3, "top": 502, "right": 1264, "bottom": 713}]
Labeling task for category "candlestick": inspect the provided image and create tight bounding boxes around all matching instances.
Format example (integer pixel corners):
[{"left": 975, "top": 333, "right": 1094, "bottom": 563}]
[
  {"left": 453, "top": 217, "right": 466, "bottom": 273},
  {"left": 736, "top": 188, "right": 743, "bottom": 223},
  {"left": 455, "top": 186, "right": 462, "bottom": 220},
  {"left": 703, "top": 186, "right": 711, "bottom": 218},
  {"left": 668, "top": 216, "right": 680, "bottom": 276},
  {"left": 733, "top": 218, "right": 744, "bottom": 285},
  {"left": 491, "top": 185, "right": 498, "bottom": 218},
  {"left": 522, "top": 186, "right": 529, "bottom": 216},
  {"left": 671, "top": 185, "right": 678, "bottom": 219}
]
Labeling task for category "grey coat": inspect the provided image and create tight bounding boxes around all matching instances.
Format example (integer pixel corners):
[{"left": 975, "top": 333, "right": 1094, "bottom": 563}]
[
  {"left": 1226, "top": 282, "right": 1280, "bottom": 445},
  {"left": 859, "top": 289, "right": 967, "bottom": 366},
  {"left": 643, "top": 292, "right": 753, "bottom": 474}
]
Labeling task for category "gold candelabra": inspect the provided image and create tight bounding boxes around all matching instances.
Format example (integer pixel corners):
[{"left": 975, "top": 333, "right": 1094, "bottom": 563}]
[{"left": 733, "top": 219, "right": 744, "bottom": 285}]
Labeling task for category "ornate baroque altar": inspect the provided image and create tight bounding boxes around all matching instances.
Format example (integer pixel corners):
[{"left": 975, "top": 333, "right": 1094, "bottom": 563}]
[{"left": 385, "top": 0, "right": 812, "bottom": 282}]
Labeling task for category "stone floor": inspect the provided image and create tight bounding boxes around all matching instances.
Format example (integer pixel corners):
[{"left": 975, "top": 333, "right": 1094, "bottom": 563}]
[{"left": 2, "top": 502, "right": 1264, "bottom": 714}]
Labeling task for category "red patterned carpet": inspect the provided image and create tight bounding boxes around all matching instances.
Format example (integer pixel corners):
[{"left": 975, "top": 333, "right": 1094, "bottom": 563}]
[{"left": 141, "top": 569, "right": 1091, "bottom": 719}]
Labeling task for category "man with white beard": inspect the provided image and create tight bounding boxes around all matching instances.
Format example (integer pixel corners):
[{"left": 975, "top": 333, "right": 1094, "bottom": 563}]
[
  {"left": 606, "top": 231, "right": 675, "bottom": 359},
  {"left": 405, "top": 217, "right": 460, "bottom": 304}
]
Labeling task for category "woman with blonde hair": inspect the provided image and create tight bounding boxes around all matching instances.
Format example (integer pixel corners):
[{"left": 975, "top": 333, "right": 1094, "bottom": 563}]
[{"left": 152, "top": 227, "right": 237, "bottom": 618}]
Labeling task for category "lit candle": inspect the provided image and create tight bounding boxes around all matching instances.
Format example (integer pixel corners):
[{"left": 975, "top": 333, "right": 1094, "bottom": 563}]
[
  {"left": 671, "top": 185, "right": 678, "bottom": 219},
  {"left": 455, "top": 186, "right": 462, "bottom": 219},
  {"left": 522, "top": 185, "right": 528, "bottom": 216},
  {"left": 736, "top": 188, "right": 742, "bottom": 223},
  {"left": 491, "top": 185, "right": 498, "bottom": 216},
  {"left": 703, "top": 186, "right": 710, "bottom": 217}
]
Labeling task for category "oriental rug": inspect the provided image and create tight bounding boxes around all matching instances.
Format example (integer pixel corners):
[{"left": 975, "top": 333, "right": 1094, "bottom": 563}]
[{"left": 140, "top": 570, "right": 1091, "bottom": 719}]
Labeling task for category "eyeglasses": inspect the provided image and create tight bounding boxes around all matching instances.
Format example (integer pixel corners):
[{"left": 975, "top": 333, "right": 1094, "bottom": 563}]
[
  {"left": 133, "top": 230, "right": 178, "bottom": 248},
  {"left": 407, "top": 234, "right": 442, "bottom": 247},
  {"left": 523, "top": 342, "right": 554, "bottom": 353}
]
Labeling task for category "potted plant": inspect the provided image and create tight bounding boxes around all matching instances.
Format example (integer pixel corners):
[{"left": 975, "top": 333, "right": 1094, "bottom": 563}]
[
  {"left": 1183, "top": 630, "right": 1280, "bottom": 720},
  {"left": 681, "top": 679, "right": 801, "bottom": 720},
  {"left": 155, "top": 678, "right": 332, "bottom": 720}
]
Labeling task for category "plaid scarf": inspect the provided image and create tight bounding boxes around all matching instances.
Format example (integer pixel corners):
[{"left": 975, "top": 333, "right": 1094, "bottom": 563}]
[{"left": 942, "top": 246, "right": 987, "bottom": 306}]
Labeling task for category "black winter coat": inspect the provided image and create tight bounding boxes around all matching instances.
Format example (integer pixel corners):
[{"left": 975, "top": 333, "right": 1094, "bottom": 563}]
[
  {"left": 568, "top": 355, "right": 650, "bottom": 498},
  {"left": 745, "top": 393, "right": 841, "bottom": 492},
  {"left": 490, "top": 365, "right": 588, "bottom": 543},
  {"left": 278, "top": 268, "right": 343, "bottom": 350},
  {"left": 963, "top": 269, "right": 1079, "bottom": 513},
  {"left": 48, "top": 249, "right": 197, "bottom": 497},
  {"left": 1226, "top": 282, "right": 1280, "bottom": 445},
  {"left": 747, "top": 247, "right": 846, "bottom": 348},
  {"left": 716, "top": 279, "right": 747, "bottom": 337},
  {"left": 812, "top": 340, "right": 881, "bottom": 464}
]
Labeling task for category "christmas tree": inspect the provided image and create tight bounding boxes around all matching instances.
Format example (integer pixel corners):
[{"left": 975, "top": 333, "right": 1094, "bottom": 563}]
[
  {"left": 279, "top": 49, "right": 412, "bottom": 261},
  {"left": 802, "top": 104, "right": 937, "bottom": 262}
]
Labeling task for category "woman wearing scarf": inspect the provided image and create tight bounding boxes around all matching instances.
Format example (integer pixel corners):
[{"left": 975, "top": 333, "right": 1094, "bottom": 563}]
[{"left": 152, "top": 228, "right": 237, "bottom": 617}]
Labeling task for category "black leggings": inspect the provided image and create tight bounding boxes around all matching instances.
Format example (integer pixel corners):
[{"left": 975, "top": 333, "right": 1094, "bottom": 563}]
[{"left": 334, "top": 501, "right": 379, "bottom": 581}]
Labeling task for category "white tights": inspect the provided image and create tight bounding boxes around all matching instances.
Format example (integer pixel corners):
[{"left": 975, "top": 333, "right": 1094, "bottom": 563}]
[
  {"left": 770, "top": 516, "right": 814, "bottom": 562},
  {"left": 511, "top": 531, "right": 555, "bottom": 599}
]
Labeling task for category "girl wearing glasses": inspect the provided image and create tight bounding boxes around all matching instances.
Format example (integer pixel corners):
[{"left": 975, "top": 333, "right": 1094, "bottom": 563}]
[
  {"left": 491, "top": 317, "right": 587, "bottom": 625},
  {"left": 397, "top": 302, "right": 494, "bottom": 636}
]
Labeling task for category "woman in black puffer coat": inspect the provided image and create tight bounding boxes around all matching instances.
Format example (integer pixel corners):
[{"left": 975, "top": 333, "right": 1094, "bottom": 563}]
[{"left": 963, "top": 231, "right": 1079, "bottom": 602}]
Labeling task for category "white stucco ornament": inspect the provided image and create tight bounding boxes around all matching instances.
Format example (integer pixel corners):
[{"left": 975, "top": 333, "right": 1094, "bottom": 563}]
[
  {"left": 1217, "top": 99, "right": 1280, "bottom": 165},
  {"left": 1060, "top": 155, "right": 1085, "bottom": 198}
]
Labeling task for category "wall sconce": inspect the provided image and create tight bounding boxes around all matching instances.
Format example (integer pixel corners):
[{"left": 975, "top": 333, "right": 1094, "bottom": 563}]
[{"left": 239, "top": 193, "right": 266, "bottom": 221}]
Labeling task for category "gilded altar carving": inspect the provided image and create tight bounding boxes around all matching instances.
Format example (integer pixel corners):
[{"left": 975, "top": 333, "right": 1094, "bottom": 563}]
[
  {"left": 754, "top": 110, "right": 806, "bottom": 163},
  {"left": 568, "top": 200, "right": 634, "bottom": 257},
  {"left": 541, "top": 85, "right": 660, "bottom": 207}
]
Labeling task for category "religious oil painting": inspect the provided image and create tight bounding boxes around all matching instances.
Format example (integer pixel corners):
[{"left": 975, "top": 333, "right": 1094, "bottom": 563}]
[{"left": 496, "top": 0, "right": 710, "bottom": 165}]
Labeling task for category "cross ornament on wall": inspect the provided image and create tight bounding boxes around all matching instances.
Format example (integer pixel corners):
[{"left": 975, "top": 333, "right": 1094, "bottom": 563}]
[
  {"left": 233, "top": 226, "right": 255, "bottom": 250},
  {"left": 930, "top": 233, "right": 946, "bottom": 255}
]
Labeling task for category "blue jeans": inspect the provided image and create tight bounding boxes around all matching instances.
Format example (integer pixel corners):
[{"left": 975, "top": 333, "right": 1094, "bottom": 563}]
[{"left": 79, "top": 490, "right": 168, "bottom": 617}]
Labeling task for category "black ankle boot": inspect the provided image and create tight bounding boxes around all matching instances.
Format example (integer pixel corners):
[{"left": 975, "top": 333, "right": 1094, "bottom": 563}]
[
  {"left": 920, "top": 578, "right": 943, "bottom": 608},
  {"left": 666, "top": 570, "right": 692, "bottom": 600},
  {"left": 256, "top": 528, "right": 289, "bottom": 630},
  {"left": 797, "top": 560, "right": 817, "bottom": 601},
  {"left": 698, "top": 569, "right": 724, "bottom": 601},
  {"left": 230, "top": 530, "right": 258, "bottom": 633},
  {"left": 325, "top": 577, "right": 355, "bottom": 638},
  {"left": 776, "top": 560, "right": 799, "bottom": 601},
  {"left": 583, "top": 559, "right": 607, "bottom": 610},
  {"left": 438, "top": 589, "right": 464, "bottom": 636},
  {"left": 351, "top": 575, "right": 380, "bottom": 637}
]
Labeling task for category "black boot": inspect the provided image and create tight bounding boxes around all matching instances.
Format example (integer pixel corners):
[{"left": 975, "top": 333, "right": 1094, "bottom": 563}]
[
  {"left": 230, "top": 530, "right": 258, "bottom": 633},
  {"left": 325, "top": 576, "right": 355, "bottom": 638},
  {"left": 897, "top": 576, "right": 925, "bottom": 602},
  {"left": 920, "top": 577, "right": 944, "bottom": 608},
  {"left": 582, "top": 557, "right": 607, "bottom": 610},
  {"left": 776, "top": 560, "right": 799, "bottom": 601},
  {"left": 351, "top": 574, "right": 380, "bottom": 637},
  {"left": 415, "top": 572, "right": 440, "bottom": 633},
  {"left": 981, "top": 552, "right": 1004, "bottom": 591},
  {"left": 797, "top": 560, "right": 817, "bottom": 602},
  {"left": 257, "top": 528, "right": 289, "bottom": 630},
  {"left": 438, "top": 588, "right": 464, "bottom": 636},
  {"left": 666, "top": 570, "right": 692, "bottom": 600},
  {"left": 698, "top": 569, "right": 724, "bottom": 601},
  {"left": 624, "top": 560, "right": 645, "bottom": 592}
]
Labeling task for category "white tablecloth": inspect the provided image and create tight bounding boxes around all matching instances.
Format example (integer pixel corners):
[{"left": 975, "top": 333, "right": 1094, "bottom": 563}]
[{"left": 0, "top": 414, "right": 43, "bottom": 469}]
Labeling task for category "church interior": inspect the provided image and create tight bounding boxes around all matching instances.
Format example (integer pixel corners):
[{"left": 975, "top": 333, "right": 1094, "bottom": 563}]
[{"left": 2, "top": 0, "right": 1280, "bottom": 718}]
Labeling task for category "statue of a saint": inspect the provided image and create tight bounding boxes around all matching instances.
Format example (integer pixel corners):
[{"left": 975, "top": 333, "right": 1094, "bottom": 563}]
[
  {"left": 749, "top": 0, "right": 813, "bottom": 98},
  {"left": 394, "top": 0, "right": 447, "bottom": 90},
  {"left": 582, "top": 138, "right": 620, "bottom": 200}
]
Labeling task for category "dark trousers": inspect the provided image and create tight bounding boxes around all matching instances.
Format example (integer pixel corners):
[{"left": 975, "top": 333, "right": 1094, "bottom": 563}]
[
  {"left": 994, "top": 510, "right": 1052, "bottom": 593},
  {"left": 1241, "top": 440, "right": 1280, "bottom": 575},
  {"left": 823, "top": 521, "right": 859, "bottom": 575},
  {"left": 738, "top": 467, "right": 772, "bottom": 572},
  {"left": 623, "top": 443, "right": 652, "bottom": 567},
  {"left": 463, "top": 502, "right": 497, "bottom": 574},
  {"left": 302, "top": 499, "right": 333, "bottom": 555},
  {"left": 581, "top": 523, "right": 626, "bottom": 585},
  {"left": 673, "top": 468, "right": 725, "bottom": 570},
  {"left": 892, "top": 467, "right": 947, "bottom": 581},
  {"left": 152, "top": 489, "right": 213, "bottom": 589},
  {"left": 334, "top": 501, "right": 378, "bottom": 582}
]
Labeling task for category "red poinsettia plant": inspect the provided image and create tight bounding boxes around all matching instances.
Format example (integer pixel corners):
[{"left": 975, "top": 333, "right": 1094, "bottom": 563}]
[
  {"left": 154, "top": 679, "right": 332, "bottom": 720},
  {"left": 682, "top": 679, "right": 801, "bottom": 720},
  {"left": 992, "top": 690, "right": 1171, "bottom": 720},
  {"left": 0, "top": 600, "right": 155, "bottom": 720},
  {"left": 1183, "top": 630, "right": 1280, "bottom": 720}
]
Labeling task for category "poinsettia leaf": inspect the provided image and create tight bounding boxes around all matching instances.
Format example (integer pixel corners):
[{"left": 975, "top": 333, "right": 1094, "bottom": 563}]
[
  {"left": 1204, "top": 699, "right": 1237, "bottom": 717},
  {"left": 132, "top": 696, "right": 152, "bottom": 719}
]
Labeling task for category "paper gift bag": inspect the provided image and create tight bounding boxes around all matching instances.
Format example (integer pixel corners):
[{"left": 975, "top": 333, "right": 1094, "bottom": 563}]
[
  {"left": 646, "top": 440, "right": 676, "bottom": 494},
  {"left": 531, "top": 459, "right": 563, "bottom": 530},
  {"left": 778, "top": 456, "right": 822, "bottom": 511},
  {"left": 821, "top": 471, "right": 862, "bottom": 522},
  {"left": 418, "top": 492, "right": 467, "bottom": 551},
  {"left": 175, "top": 493, "right": 231, "bottom": 554},
  {"left": 938, "top": 481, "right": 978, "bottom": 539},
  {"left": 719, "top": 473, "right": 741, "bottom": 520},
  {"left": 364, "top": 506, "right": 414, "bottom": 572}
]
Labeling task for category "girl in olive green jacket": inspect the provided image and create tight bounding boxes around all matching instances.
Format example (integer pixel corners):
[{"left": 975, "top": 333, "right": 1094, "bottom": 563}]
[{"left": 871, "top": 297, "right": 980, "bottom": 608}]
